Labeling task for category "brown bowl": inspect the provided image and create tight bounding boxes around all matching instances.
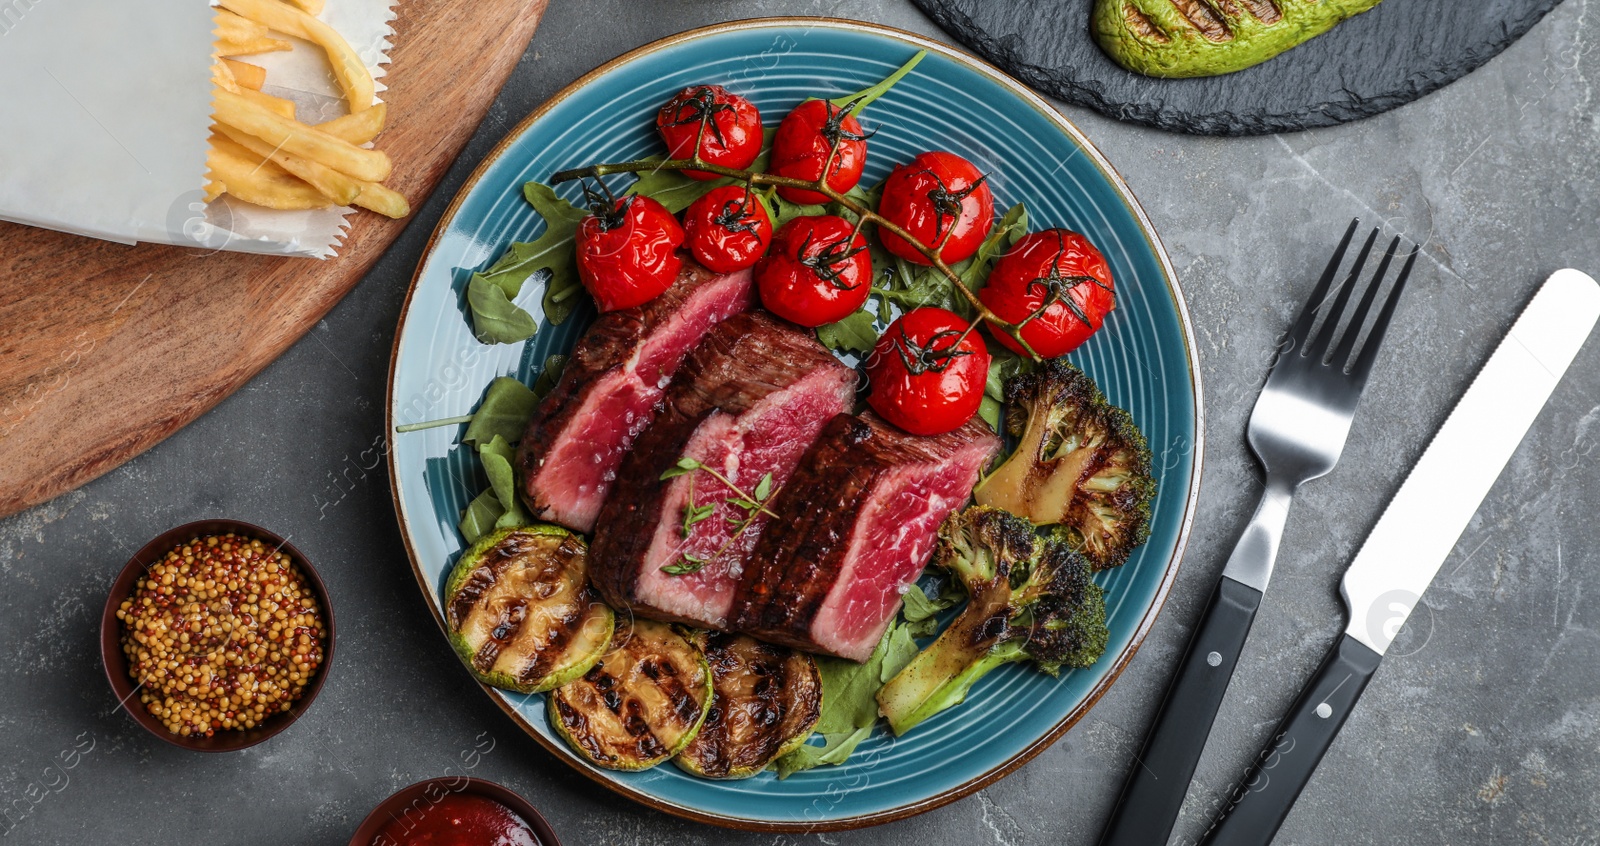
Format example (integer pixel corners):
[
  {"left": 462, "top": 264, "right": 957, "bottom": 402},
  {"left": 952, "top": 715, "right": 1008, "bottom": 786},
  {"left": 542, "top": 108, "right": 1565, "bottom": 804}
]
[
  {"left": 99, "top": 519, "right": 336, "bottom": 752},
  {"left": 348, "top": 777, "right": 562, "bottom": 846}
]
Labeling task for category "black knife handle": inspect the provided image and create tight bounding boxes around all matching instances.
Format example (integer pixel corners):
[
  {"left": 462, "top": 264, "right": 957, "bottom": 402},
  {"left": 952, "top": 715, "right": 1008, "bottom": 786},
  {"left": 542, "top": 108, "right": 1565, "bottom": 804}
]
[
  {"left": 1197, "top": 634, "right": 1383, "bottom": 846},
  {"left": 1097, "top": 576, "right": 1263, "bottom": 846}
]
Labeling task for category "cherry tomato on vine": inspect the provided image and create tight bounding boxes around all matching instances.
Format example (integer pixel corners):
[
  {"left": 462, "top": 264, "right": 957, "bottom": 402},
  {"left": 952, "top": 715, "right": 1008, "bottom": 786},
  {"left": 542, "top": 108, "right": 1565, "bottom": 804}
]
[
  {"left": 769, "top": 98, "right": 871, "bottom": 205},
  {"left": 755, "top": 215, "right": 872, "bottom": 327},
  {"left": 575, "top": 193, "right": 685, "bottom": 312},
  {"left": 865, "top": 307, "right": 990, "bottom": 436},
  {"left": 655, "top": 85, "right": 763, "bottom": 180},
  {"left": 877, "top": 151, "right": 994, "bottom": 266},
  {"left": 682, "top": 186, "right": 773, "bottom": 273},
  {"left": 978, "top": 229, "right": 1115, "bottom": 358}
]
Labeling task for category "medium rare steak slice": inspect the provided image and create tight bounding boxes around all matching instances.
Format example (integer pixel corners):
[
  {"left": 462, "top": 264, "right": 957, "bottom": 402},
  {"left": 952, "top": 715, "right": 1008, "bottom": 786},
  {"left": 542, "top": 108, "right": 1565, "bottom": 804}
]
[
  {"left": 516, "top": 260, "right": 754, "bottom": 533},
  {"left": 731, "top": 412, "right": 1001, "bottom": 661},
  {"left": 589, "top": 312, "right": 856, "bottom": 629}
]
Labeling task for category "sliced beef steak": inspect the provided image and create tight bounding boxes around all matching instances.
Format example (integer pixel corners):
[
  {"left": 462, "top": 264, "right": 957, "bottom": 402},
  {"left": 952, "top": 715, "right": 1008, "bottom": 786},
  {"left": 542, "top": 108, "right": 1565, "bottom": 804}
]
[
  {"left": 516, "top": 260, "right": 754, "bottom": 532},
  {"left": 731, "top": 412, "right": 1001, "bottom": 661},
  {"left": 589, "top": 312, "right": 855, "bottom": 629}
]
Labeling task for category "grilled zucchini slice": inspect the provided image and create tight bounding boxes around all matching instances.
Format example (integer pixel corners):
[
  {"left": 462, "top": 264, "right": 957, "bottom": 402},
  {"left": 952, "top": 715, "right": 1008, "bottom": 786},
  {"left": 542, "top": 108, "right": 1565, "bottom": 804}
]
[
  {"left": 548, "top": 619, "right": 713, "bottom": 771},
  {"left": 444, "top": 524, "right": 614, "bottom": 694},
  {"left": 674, "top": 632, "right": 822, "bottom": 779},
  {"left": 1093, "top": 0, "right": 1384, "bottom": 78}
]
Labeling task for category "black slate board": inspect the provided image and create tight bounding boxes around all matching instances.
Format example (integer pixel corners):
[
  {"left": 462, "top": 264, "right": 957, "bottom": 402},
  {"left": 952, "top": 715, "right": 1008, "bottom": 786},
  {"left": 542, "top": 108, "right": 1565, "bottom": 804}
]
[{"left": 911, "top": 0, "right": 1565, "bottom": 135}]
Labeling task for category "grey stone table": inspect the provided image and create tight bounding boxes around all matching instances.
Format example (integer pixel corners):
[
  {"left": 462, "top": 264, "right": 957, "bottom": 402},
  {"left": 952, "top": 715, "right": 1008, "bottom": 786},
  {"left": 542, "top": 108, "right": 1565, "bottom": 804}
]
[{"left": 3, "top": 2, "right": 1597, "bottom": 844}]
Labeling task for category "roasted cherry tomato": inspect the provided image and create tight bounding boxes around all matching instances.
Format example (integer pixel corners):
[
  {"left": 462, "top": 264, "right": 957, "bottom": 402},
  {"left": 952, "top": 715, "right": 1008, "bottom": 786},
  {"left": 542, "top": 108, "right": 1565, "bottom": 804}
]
[
  {"left": 877, "top": 151, "right": 994, "bottom": 266},
  {"left": 656, "top": 85, "right": 763, "bottom": 180},
  {"left": 865, "top": 307, "right": 990, "bottom": 436},
  {"left": 978, "top": 229, "right": 1115, "bottom": 357},
  {"left": 682, "top": 186, "right": 773, "bottom": 273},
  {"left": 754, "top": 215, "right": 872, "bottom": 327},
  {"left": 575, "top": 193, "right": 685, "bottom": 312},
  {"left": 769, "top": 99, "right": 870, "bottom": 205}
]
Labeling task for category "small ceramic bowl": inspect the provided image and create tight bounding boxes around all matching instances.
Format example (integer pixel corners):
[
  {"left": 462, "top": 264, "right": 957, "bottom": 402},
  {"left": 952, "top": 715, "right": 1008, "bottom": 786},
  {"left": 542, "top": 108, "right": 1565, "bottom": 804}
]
[
  {"left": 99, "top": 518, "right": 336, "bottom": 752},
  {"left": 348, "top": 777, "right": 562, "bottom": 846}
]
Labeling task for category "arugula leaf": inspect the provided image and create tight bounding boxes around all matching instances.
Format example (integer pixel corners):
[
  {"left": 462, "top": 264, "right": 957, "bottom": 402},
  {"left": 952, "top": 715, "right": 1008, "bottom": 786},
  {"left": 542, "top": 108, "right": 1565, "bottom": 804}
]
[
  {"left": 467, "top": 182, "right": 590, "bottom": 343},
  {"left": 461, "top": 377, "right": 537, "bottom": 449},
  {"left": 458, "top": 489, "right": 504, "bottom": 545},
  {"left": 531, "top": 354, "right": 568, "bottom": 400},
  {"left": 815, "top": 309, "right": 880, "bottom": 355},
  {"left": 961, "top": 202, "right": 1029, "bottom": 292},
  {"left": 980, "top": 350, "right": 1035, "bottom": 432},
  {"left": 773, "top": 620, "right": 920, "bottom": 777},
  {"left": 830, "top": 50, "right": 927, "bottom": 116},
  {"left": 479, "top": 435, "right": 532, "bottom": 530},
  {"left": 626, "top": 127, "right": 779, "bottom": 213},
  {"left": 901, "top": 579, "right": 965, "bottom": 638},
  {"left": 466, "top": 274, "right": 541, "bottom": 345}
]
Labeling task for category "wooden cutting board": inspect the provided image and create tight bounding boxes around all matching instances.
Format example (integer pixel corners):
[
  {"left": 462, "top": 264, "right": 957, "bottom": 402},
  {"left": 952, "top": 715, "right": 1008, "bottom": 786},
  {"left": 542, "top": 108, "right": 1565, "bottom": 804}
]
[{"left": 0, "top": 0, "right": 548, "bottom": 518}]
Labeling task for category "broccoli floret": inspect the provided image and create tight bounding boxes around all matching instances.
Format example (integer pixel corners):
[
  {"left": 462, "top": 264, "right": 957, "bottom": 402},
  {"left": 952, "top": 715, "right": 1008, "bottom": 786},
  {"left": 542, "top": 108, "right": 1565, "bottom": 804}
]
[
  {"left": 875, "top": 506, "right": 1110, "bottom": 735},
  {"left": 975, "top": 359, "right": 1155, "bottom": 570}
]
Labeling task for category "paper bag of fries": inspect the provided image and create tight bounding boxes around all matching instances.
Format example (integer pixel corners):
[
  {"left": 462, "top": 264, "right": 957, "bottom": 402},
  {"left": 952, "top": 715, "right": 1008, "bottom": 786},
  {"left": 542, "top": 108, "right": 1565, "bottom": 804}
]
[{"left": 0, "top": 0, "right": 405, "bottom": 258}]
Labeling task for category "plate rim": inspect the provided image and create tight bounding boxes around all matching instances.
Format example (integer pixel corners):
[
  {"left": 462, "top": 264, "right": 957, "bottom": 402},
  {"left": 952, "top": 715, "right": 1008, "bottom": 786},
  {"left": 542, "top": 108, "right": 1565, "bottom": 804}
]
[{"left": 385, "top": 15, "right": 1206, "bottom": 832}]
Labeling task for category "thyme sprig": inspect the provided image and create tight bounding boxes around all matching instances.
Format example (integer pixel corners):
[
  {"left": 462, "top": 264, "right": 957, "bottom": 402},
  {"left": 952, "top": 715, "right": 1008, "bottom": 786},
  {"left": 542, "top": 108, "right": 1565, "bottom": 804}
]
[{"left": 659, "top": 457, "right": 779, "bottom": 575}]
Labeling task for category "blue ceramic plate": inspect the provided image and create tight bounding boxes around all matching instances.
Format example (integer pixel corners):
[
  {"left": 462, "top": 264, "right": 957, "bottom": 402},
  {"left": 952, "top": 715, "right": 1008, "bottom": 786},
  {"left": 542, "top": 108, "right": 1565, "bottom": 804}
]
[{"left": 386, "top": 18, "right": 1202, "bottom": 831}]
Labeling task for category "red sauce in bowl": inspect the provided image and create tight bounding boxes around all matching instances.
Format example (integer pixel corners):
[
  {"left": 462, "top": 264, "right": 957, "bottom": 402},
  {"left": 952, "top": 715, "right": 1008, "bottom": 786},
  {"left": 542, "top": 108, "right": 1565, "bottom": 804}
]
[{"left": 373, "top": 793, "right": 540, "bottom": 846}]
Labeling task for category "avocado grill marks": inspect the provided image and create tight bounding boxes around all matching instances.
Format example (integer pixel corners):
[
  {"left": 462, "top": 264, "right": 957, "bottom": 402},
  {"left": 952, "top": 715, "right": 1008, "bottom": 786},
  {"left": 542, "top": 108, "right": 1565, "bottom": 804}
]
[{"left": 1149, "top": 0, "right": 1286, "bottom": 43}]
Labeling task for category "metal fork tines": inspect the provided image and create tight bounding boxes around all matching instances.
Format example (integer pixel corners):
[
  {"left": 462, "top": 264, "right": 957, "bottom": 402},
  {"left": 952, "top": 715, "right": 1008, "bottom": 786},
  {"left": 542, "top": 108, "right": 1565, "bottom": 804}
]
[{"left": 1225, "top": 219, "right": 1419, "bottom": 591}]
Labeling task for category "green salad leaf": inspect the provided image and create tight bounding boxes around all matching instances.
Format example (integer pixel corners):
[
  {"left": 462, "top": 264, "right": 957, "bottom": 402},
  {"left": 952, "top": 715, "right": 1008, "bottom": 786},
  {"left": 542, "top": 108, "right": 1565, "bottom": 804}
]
[
  {"left": 461, "top": 377, "right": 538, "bottom": 449},
  {"left": 815, "top": 308, "right": 880, "bottom": 355},
  {"left": 773, "top": 620, "right": 920, "bottom": 778},
  {"left": 466, "top": 182, "right": 589, "bottom": 344},
  {"left": 458, "top": 489, "right": 504, "bottom": 543},
  {"left": 531, "top": 353, "right": 568, "bottom": 400}
]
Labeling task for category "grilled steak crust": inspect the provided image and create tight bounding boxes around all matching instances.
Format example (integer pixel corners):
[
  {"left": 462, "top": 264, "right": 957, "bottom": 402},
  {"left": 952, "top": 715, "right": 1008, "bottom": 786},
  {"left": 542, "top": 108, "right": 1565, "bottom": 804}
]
[
  {"left": 589, "top": 312, "right": 854, "bottom": 626},
  {"left": 731, "top": 412, "right": 1001, "bottom": 661},
  {"left": 1093, "top": 0, "right": 1384, "bottom": 78},
  {"left": 516, "top": 259, "right": 753, "bottom": 532}
]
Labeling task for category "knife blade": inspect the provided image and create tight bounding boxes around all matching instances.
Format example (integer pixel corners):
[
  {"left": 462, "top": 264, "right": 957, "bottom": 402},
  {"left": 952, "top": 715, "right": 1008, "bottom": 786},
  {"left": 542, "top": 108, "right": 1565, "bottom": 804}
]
[{"left": 1198, "top": 269, "right": 1600, "bottom": 846}]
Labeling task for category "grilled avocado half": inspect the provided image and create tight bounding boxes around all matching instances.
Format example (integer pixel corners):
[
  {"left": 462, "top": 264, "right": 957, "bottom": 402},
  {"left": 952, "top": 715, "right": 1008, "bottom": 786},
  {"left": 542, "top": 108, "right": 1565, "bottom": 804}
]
[
  {"left": 1093, "top": 0, "right": 1384, "bottom": 78},
  {"left": 444, "top": 524, "right": 614, "bottom": 694}
]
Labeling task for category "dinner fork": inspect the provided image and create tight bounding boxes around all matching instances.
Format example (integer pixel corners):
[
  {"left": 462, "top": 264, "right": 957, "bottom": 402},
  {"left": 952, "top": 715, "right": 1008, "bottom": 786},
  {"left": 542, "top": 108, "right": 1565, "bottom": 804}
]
[{"left": 1097, "top": 219, "right": 1416, "bottom": 846}]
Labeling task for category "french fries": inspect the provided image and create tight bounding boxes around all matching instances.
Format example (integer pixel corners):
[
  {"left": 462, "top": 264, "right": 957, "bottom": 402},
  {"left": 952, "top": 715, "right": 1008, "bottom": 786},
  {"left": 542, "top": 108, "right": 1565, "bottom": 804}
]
[
  {"left": 217, "top": 0, "right": 374, "bottom": 112},
  {"left": 222, "top": 59, "right": 266, "bottom": 90},
  {"left": 215, "top": 124, "right": 363, "bottom": 206},
  {"left": 207, "top": 136, "right": 332, "bottom": 210},
  {"left": 316, "top": 103, "right": 386, "bottom": 146},
  {"left": 215, "top": 89, "right": 391, "bottom": 182},
  {"left": 206, "top": 2, "right": 408, "bottom": 222}
]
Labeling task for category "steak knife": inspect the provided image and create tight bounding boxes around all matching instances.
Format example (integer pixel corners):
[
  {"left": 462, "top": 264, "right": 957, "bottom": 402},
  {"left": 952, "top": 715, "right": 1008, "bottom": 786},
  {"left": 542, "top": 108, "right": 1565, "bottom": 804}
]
[{"left": 1197, "top": 269, "right": 1600, "bottom": 846}]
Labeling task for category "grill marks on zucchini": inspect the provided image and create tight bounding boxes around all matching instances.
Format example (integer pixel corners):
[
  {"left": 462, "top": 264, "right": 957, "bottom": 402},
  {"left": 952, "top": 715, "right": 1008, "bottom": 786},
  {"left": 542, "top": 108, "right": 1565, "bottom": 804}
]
[
  {"left": 444, "top": 525, "right": 613, "bottom": 694},
  {"left": 548, "top": 619, "right": 712, "bottom": 771},
  {"left": 674, "top": 633, "right": 822, "bottom": 779}
]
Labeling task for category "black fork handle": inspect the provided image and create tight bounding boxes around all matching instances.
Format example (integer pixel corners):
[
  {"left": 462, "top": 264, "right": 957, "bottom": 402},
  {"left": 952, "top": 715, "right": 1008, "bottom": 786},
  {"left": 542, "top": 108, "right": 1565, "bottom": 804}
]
[{"left": 1096, "top": 576, "right": 1263, "bottom": 846}]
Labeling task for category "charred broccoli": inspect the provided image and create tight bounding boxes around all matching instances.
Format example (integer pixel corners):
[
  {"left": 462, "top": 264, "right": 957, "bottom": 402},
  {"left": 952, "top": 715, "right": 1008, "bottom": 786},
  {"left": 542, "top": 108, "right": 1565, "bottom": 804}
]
[
  {"left": 876, "top": 506, "right": 1109, "bottom": 735},
  {"left": 976, "top": 359, "right": 1155, "bottom": 570}
]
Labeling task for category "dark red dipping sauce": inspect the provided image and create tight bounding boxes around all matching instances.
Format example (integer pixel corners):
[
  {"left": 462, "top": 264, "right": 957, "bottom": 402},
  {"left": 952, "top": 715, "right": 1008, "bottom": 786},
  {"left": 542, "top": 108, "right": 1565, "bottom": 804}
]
[{"left": 373, "top": 793, "right": 540, "bottom": 846}]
